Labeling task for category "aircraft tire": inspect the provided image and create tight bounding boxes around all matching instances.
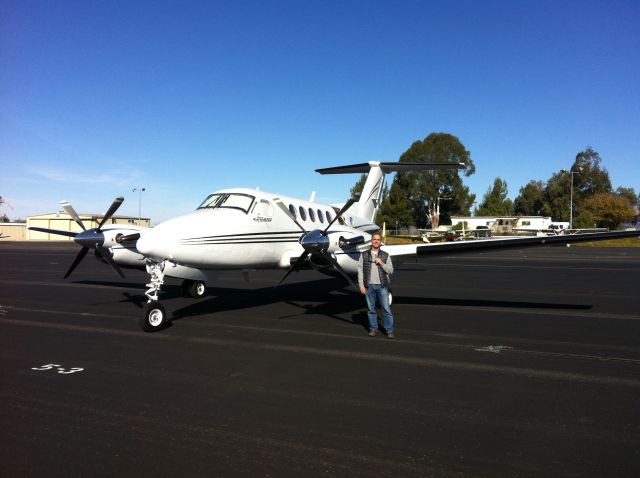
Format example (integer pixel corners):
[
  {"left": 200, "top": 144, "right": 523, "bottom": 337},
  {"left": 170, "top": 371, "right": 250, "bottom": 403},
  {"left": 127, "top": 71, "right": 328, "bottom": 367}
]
[
  {"left": 182, "top": 279, "right": 206, "bottom": 298},
  {"left": 140, "top": 302, "right": 168, "bottom": 332}
]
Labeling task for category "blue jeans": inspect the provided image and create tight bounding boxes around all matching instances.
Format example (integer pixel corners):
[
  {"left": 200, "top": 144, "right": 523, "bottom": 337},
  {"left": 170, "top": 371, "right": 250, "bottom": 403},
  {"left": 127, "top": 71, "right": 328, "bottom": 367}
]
[{"left": 365, "top": 284, "right": 394, "bottom": 333}]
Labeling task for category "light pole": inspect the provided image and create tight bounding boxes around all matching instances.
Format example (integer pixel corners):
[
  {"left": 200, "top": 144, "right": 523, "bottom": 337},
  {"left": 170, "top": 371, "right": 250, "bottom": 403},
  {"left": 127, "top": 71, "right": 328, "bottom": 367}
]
[
  {"left": 132, "top": 187, "right": 146, "bottom": 226},
  {"left": 560, "top": 170, "right": 580, "bottom": 229}
]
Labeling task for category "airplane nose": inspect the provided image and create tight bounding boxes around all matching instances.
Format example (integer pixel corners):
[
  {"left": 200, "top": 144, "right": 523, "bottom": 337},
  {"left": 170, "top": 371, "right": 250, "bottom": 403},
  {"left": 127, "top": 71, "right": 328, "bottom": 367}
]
[{"left": 136, "top": 230, "right": 164, "bottom": 260}]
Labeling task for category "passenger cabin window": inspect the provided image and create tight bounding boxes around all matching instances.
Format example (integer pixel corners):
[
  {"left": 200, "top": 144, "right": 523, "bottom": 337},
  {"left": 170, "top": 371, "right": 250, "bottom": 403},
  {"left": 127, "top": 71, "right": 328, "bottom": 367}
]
[
  {"left": 326, "top": 211, "right": 333, "bottom": 223},
  {"left": 198, "top": 193, "right": 255, "bottom": 214},
  {"left": 288, "top": 204, "right": 297, "bottom": 219},
  {"left": 522, "top": 220, "right": 531, "bottom": 226},
  {"left": 308, "top": 208, "right": 315, "bottom": 222},
  {"left": 317, "top": 209, "right": 324, "bottom": 223},
  {"left": 298, "top": 206, "right": 307, "bottom": 221}
]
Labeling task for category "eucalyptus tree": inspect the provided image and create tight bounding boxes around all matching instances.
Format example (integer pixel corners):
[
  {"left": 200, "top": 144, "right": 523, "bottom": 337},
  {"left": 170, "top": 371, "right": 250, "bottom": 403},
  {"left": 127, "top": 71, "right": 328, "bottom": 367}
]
[{"left": 378, "top": 133, "right": 475, "bottom": 228}]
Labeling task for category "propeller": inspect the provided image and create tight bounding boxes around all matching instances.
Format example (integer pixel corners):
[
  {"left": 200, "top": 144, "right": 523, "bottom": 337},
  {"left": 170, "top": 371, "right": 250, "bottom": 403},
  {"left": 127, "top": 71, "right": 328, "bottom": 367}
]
[
  {"left": 29, "top": 197, "right": 126, "bottom": 278},
  {"left": 274, "top": 197, "right": 360, "bottom": 288}
]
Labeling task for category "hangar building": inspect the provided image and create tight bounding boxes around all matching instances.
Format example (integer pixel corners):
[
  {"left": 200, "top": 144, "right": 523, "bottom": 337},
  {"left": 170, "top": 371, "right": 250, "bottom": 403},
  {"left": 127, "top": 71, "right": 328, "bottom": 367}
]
[{"left": 26, "top": 212, "right": 150, "bottom": 241}]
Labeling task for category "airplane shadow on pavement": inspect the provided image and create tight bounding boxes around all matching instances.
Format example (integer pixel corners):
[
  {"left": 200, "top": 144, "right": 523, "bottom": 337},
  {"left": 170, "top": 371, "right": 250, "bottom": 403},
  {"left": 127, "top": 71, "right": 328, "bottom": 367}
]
[{"left": 108, "top": 277, "right": 593, "bottom": 331}]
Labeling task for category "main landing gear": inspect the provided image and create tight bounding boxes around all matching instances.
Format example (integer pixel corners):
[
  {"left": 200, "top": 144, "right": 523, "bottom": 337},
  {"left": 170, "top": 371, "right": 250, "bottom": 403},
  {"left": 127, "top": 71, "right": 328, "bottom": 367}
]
[
  {"left": 181, "top": 279, "right": 207, "bottom": 298},
  {"left": 139, "top": 261, "right": 208, "bottom": 332}
]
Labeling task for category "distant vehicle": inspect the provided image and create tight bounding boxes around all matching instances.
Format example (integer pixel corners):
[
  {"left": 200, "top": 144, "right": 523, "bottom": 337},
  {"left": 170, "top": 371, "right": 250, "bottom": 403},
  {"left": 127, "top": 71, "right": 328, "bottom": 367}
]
[
  {"left": 444, "top": 230, "right": 463, "bottom": 241},
  {"left": 548, "top": 222, "right": 570, "bottom": 233},
  {"left": 474, "top": 226, "right": 491, "bottom": 238}
]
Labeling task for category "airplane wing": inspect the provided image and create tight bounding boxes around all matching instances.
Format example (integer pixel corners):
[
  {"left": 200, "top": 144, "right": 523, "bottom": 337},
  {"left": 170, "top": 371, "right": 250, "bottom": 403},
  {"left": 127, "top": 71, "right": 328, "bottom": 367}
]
[{"left": 383, "top": 230, "right": 640, "bottom": 258}]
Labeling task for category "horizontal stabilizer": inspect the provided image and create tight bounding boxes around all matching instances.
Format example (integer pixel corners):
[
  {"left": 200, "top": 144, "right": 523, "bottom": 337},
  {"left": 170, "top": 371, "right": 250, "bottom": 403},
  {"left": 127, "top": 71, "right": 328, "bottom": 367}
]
[{"left": 316, "top": 161, "right": 466, "bottom": 175}]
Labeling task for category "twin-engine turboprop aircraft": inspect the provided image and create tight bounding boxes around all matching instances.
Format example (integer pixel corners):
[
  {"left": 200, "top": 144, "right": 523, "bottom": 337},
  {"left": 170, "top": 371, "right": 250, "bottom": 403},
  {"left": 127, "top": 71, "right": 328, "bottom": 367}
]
[{"left": 30, "top": 161, "right": 639, "bottom": 332}]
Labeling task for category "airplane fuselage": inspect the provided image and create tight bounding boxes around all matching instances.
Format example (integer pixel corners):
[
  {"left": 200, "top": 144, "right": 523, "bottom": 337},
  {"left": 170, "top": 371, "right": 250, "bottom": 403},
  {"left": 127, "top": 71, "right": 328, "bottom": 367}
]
[{"left": 133, "top": 188, "right": 374, "bottom": 277}]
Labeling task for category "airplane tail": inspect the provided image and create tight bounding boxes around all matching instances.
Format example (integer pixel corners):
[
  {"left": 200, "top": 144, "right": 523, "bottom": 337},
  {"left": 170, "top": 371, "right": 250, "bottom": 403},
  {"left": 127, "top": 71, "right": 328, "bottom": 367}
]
[{"left": 316, "top": 161, "right": 465, "bottom": 224}]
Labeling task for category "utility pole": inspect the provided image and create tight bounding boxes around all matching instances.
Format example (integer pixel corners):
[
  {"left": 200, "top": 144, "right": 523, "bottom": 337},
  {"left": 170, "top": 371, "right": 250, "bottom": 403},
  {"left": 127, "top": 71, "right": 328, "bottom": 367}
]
[
  {"left": 561, "top": 170, "right": 580, "bottom": 229},
  {"left": 132, "top": 187, "right": 146, "bottom": 226}
]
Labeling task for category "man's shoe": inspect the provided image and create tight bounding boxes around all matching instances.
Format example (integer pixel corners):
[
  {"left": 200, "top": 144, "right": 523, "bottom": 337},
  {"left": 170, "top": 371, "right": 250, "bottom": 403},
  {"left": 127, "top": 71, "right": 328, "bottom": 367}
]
[
  {"left": 387, "top": 333, "right": 395, "bottom": 339},
  {"left": 368, "top": 330, "right": 377, "bottom": 337}
]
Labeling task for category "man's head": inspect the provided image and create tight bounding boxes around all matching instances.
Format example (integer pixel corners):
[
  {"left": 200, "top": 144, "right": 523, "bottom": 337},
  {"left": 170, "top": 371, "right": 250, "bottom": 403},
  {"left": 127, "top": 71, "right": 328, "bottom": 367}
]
[{"left": 371, "top": 232, "right": 382, "bottom": 249}]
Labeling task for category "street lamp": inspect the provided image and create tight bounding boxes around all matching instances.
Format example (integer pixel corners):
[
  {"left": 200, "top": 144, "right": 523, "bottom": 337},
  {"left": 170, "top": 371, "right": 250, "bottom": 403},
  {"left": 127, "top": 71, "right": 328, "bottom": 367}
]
[
  {"left": 560, "top": 170, "right": 580, "bottom": 229},
  {"left": 132, "top": 187, "right": 146, "bottom": 226}
]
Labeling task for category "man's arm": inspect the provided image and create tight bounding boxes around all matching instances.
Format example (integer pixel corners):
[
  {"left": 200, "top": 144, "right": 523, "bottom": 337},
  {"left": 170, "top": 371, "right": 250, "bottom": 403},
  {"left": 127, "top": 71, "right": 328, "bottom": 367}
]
[
  {"left": 380, "top": 253, "right": 393, "bottom": 275},
  {"left": 357, "top": 253, "right": 366, "bottom": 293}
]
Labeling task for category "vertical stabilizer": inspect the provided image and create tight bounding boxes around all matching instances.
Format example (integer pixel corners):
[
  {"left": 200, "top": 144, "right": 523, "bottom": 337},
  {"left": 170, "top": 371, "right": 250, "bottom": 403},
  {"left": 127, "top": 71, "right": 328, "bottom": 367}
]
[
  {"left": 355, "top": 161, "right": 384, "bottom": 222},
  {"left": 316, "top": 161, "right": 466, "bottom": 224}
]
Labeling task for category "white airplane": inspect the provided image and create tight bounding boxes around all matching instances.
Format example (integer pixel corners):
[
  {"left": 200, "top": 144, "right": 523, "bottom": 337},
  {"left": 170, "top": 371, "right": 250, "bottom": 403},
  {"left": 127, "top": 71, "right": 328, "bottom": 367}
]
[{"left": 30, "top": 161, "right": 639, "bottom": 332}]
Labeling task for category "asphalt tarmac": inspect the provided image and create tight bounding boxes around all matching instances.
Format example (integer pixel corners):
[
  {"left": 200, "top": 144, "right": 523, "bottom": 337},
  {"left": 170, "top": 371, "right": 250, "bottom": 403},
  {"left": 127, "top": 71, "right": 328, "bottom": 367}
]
[{"left": 1, "top": 242, "right": 639, "bottom": 477}]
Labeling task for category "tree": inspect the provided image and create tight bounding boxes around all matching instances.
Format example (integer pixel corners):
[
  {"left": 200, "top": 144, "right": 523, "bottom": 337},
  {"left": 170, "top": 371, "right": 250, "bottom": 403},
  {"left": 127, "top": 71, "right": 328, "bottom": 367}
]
[
  {"left": 543, "top": 171, "right": 571, "bottom": 221},
  {"left": 615, "top": 186, "right": 638, "bottom": 208},
  {"left": 577, "top": 193, "right": 636, "bottom": 229},
  {"left": 475, "top": 178, "right": 514, "bottom": 216},
  {"left": 514, "top": 180, "right": 546, "bottom": 216},
  {"left": 378, "top": 133, "right": 476, "bottom": 228},
  {"left": 542, "top": 147, "right": 614, "bottom": 223},
  {"left": 571, "top": 146, "right": 612, "bottom": 204},
  {"left": 350, "top": 174, "right": 367, "bottom": 198}
]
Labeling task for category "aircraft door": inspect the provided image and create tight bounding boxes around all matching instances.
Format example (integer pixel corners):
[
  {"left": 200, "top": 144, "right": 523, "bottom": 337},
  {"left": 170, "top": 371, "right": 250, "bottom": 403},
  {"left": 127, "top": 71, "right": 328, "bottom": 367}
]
[{"left": 253, "top": 199, "right": 273, "bottom": 224}]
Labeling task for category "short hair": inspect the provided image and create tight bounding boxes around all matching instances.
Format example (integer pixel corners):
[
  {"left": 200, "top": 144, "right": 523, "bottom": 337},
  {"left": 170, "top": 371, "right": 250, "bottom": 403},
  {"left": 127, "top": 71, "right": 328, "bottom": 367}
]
[{"left": 371, "top": 232, "right": 382, "bottom": 240}]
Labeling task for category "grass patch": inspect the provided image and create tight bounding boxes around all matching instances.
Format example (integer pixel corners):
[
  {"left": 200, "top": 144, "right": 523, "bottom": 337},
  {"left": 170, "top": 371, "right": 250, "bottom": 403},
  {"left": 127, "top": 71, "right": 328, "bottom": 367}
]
[
  {"left": 383, "top": 235, "right": 640, "bottom": 247},
  {"left": 384, "top": 235, "right": 424, "bottom": 244},
  {"left": 573, "top": 237, "right": 640, "bottom": 247}
]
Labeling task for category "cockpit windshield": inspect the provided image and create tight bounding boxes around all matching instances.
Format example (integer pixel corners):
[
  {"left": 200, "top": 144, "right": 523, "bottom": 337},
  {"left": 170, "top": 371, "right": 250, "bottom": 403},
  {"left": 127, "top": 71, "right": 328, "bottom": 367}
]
[{"left": 197, "top": 193, "right": 255, "bottom": 214}]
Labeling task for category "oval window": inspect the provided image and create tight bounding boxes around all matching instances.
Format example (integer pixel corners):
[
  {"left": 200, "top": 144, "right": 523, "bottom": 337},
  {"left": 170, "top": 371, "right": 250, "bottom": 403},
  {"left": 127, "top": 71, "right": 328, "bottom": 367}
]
[
  {"left": 298, "top": 206, "right": 307, "bottom": 221},
  {"left": 308, "top": 208, "right": 315, "bottom": 222}
]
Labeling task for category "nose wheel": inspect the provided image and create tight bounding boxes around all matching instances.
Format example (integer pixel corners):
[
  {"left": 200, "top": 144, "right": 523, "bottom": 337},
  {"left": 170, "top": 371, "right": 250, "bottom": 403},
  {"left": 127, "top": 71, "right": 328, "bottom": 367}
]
[{"left": 140, "top": 302, "right": 168, "bottom": 332}]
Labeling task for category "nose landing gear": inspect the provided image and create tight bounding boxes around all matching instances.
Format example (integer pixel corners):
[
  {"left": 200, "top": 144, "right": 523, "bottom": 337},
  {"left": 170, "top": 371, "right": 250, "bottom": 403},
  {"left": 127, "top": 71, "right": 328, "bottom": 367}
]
[
  {"left": 140, "top": 260, "right": 169, "bottom": 332},
  {"left": 140, "top": 302, "right": 167, "bottom": 332},
  {"left": 140, "top": 261, "right": 209, "bottom": 332}
]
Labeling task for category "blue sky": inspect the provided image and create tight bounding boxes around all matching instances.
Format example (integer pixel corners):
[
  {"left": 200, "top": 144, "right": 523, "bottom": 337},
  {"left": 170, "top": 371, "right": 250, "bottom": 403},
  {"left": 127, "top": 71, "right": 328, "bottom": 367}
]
[{"left": 1, "top": 0, "right": 638, "bottom": 223}]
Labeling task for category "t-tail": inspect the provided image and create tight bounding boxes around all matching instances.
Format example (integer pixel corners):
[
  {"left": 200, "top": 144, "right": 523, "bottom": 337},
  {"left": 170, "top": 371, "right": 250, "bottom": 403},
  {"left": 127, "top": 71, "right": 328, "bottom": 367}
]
[{"left": 316, "top": 161, "right": 466, "bottom": 224}]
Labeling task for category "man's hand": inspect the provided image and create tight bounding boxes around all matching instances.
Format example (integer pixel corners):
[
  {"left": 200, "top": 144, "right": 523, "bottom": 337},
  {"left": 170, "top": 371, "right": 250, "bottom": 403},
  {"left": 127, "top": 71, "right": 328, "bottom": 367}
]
[
  {"left": 375, "top": 257, "right": 384, "bottom": 265},
  {"left": 359, "top": 286, "right": 366, "bottom": 295}
]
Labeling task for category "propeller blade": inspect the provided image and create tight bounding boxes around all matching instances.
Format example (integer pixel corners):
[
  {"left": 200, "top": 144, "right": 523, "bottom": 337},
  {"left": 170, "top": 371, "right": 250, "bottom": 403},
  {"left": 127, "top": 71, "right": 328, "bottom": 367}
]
[
  {"left": 323, "top": 197, "right": 358, "bottom": 233},
  {"left": 28, "top": 226, "right": 78, "bottom": 238},
  {"left": 64, "top": 247, "right": 89, "bottom": 278},
  {"left": 61, "top": 201, "right": 86, "bottom": 231},
  {"left": 321, "top": 251, "right": 358, "bottom": 289},
  {"left": 96, "top": 244, "right": 125, "bottom": 278},
  {"left": 98, "top": 196, "right": 124, "bottom": 229},
  {"left": 274, "top": 251, "right": 310, "bottom": 288},
  {"left": 274, "top": 199, "right": 306, "bottom": 233}
]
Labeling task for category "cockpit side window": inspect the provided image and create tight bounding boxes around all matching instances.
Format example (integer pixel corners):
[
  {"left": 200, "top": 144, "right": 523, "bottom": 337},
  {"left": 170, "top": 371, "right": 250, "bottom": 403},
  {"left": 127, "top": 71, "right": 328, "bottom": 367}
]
[{"left": 197, "top": 193, "right": 255, "bottom": 214}]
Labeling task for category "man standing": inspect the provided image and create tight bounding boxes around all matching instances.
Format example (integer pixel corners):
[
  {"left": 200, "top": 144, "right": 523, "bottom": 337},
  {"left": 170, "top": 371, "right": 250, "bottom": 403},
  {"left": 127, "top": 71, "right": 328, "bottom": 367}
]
[{"left": 357, "top": 232, "right": 395, "bottom": 338}]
